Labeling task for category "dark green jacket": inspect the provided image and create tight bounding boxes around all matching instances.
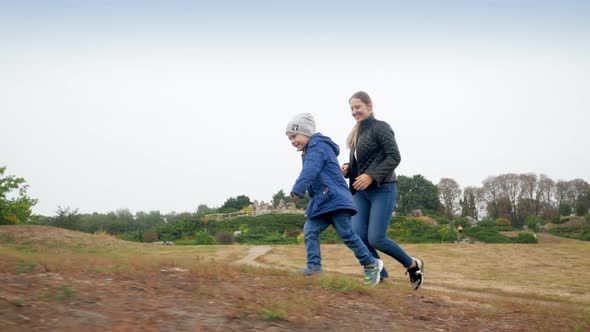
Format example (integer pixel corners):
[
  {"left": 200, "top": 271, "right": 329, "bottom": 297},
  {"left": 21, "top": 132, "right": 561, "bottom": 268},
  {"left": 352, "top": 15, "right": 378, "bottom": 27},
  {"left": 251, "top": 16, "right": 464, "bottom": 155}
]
[{"left": 345, "top": 114, "right": 401, "bottom": 194}]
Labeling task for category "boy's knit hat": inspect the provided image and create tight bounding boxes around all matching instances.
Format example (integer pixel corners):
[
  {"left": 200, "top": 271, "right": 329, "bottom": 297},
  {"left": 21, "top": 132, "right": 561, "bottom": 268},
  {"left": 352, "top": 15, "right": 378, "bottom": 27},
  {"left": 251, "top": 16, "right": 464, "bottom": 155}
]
[{"left": 286, "top": 113, "right": 316, "bottom": 137}]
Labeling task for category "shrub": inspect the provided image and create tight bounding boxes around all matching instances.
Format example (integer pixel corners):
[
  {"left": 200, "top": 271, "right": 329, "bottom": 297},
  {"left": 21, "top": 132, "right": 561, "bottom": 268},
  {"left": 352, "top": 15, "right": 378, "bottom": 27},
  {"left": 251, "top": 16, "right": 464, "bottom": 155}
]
[
  {"left": 215, "top": 232, "right": 235, "bottom": 245},
  {"left": 463, "top": 227, "right": 513, "bottom": 243},
  {"left": 194, "top": 230, "right": 216, "bottom": 245},
  {"left": 558, "top": 203, "right": 572, "bottom": 216},
  {"left": 320, "top": 225, "right": 342, "bottom": 244},
  {"left": 514, "top": 232, "right": 538, "bottom": 244},
  {"left": 433, "top": 216, "right": 450, "bottom": 225},
  {"left": 553, "top": 217, "right": 571, "bottom": 224},
  {"left": 388, "top": 217, "right": 456, "bottom": 243},
  {"left": 524, "top": 215, "right": 543, "bottom": 232},
  {"left": 477, "top": 219, "right": 496, "bottom": 227},
  {"left": 495, "top": 218, "right": 512, "bottom": 231},
  {"left": 453, "top": 217, "right": 469, "bottom": 228},
  {"left": 575, "top": 203, "right": 588, "bottom": 217},
  {"left": 142, "top": 231, "right": 158, "bottom": 243}
]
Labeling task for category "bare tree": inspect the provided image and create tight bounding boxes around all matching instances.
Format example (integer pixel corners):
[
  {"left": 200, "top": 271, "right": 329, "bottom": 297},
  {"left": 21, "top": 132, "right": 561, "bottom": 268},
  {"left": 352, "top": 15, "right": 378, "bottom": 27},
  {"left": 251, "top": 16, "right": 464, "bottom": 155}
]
[
  {"left": 555, "top": 180, "right": 572, "bottom": 207},
  {"left": 437, "top": 178, "right": 462, "bottom": 220},
  {"left": 496, "top": 173, "right": 522, "bottom": 226},
  {"left": 519, "top": 173, "right": 538, "bottom": 214},
  {"left": 481, "top": 176, "right": 501, "bottom": 219},
  {"left": 570, "top": 179, "right": 590, "bottom": 209},
  {"left": 460, "top": 186, "right": 479, "bottom": 220},
  {"left": 537, "top": 174, "right": 555, "bottom": 218}
]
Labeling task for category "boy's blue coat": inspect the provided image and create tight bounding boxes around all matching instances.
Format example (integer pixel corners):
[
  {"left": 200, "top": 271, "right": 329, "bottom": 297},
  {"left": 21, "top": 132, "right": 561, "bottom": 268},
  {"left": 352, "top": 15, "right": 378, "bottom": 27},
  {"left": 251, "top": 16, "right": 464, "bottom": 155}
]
[{"left": 290, "top": 133, "right": 357, "bottom": 219}]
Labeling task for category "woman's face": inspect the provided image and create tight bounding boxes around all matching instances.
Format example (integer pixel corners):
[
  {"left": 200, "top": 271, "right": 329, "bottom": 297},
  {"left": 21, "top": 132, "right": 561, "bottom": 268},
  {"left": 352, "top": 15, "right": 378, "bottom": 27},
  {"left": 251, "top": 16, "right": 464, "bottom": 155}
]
[{"left": 349, "top": 98, "right": 372, "bottom": 123}]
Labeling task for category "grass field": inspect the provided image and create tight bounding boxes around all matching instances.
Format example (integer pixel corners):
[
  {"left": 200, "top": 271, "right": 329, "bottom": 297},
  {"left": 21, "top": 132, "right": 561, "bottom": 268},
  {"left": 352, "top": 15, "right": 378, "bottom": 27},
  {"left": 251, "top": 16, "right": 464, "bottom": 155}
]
[{"left": 1, "top": 225, "right": 589, "bottom": 331}]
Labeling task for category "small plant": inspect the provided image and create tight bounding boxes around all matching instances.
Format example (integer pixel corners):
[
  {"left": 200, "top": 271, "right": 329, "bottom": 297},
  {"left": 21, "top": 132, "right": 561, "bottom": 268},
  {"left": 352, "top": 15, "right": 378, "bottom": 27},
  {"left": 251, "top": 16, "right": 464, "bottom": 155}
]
[
  {"left": 319, "top": 275, "right": 369, "bottom": 294},
  {"left": 261, "top": 307, "right": 287, "bottom": 321},
  {"left": 0, "top": 234, "right": 16, "bottom": 244},
  {"left": 16, "top": 260, "right": 37, "bottom": 274},
  {"left": 10, "top": 298, "right": 25, "bottom": 307},
  {"left": 56, "top": 284, "right": 77, "bottom": 300},
  {"left": 514, "top": 232, "right": 538, "bottom": 244}
]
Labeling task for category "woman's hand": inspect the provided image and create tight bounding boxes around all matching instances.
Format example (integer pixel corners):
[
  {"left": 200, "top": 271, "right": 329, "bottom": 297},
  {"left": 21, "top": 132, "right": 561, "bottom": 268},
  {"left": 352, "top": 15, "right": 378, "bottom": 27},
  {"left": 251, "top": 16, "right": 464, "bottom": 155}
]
[
  {"left": 340, "top": 164, "right": 349, "bottom": 177},
  {"left": 352, "top": 174, "right": 374, "bottom": 191}
]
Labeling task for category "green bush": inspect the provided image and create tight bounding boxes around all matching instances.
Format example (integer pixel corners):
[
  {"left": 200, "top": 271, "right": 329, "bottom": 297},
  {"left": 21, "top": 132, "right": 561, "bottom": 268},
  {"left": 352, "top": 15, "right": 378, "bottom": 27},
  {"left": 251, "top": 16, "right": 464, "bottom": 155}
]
[
  {"left": 575, "top": 203, "right": 588, "bottom": 217},
  {"left": 194, "top": 230, "right": 216, "bottom": 245},
  {"left": 552, "top": 217, "right": 571, "bottom": 224},
  {"left": 524, "top": 215, "right": 543, "bottom": 232},
  {"left": 388, "top": 217, "right": 456, "bottom": 243},
  {"left": 433, "top": 216, "right": 450, "bottom": 225},
  {"left": 463, "top": 227, "right": 513, "bottom": 243},
  {"left": 477, "top": 219, "right": 496, "bottom": 227},
  {"left": 236, "top": 232, "right": 297, "bottom": 245},
  {"left": 548, "top": 227, "right": 590, "bottom": 241},
  {"left": 319, "top": 225, "right": 342, "bottom": 244},
  {"left": 558, "top": 203, "right": 572, "bottom": 216},
  {"left": 514, "top": 232, "right": 538, "bottom": 244},
  {"left": 453, "top": 217, "right": 470, "bottom": 228}
]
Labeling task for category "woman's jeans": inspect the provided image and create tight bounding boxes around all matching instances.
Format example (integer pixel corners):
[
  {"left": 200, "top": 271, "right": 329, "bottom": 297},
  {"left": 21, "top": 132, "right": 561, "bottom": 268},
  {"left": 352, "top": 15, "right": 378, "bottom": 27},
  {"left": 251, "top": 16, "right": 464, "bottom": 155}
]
[
  {"left": 304, "top": 211, "right": 375, "bottom": 270},
  {"left": 352, "top": 182, "right": 413, "bottom": 278}
]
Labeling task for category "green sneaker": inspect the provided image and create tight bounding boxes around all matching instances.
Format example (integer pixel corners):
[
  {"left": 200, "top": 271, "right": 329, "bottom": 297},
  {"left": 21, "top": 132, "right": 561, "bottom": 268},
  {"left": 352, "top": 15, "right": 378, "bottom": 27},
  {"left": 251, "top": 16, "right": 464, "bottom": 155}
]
[{"left": 363, "top": 259, "right": 384, "bottom": 287}]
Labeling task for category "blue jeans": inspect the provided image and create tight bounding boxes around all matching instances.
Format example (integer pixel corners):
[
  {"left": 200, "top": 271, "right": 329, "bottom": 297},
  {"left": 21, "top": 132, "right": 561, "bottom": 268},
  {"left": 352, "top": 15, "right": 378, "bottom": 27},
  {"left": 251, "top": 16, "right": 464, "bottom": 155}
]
[
  {"left": 304, "top": 211, "right": 375, "bottom": 270},
  {"left": 352, "top": 182, "right": 413, "bottom": 278}
]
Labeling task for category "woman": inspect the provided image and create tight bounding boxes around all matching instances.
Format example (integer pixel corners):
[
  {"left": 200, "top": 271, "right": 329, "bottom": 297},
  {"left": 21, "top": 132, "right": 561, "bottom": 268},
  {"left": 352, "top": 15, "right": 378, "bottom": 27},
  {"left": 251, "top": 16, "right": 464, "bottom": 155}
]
[{"left": 341, "top": 91, "right": 424, "bottom": 290}]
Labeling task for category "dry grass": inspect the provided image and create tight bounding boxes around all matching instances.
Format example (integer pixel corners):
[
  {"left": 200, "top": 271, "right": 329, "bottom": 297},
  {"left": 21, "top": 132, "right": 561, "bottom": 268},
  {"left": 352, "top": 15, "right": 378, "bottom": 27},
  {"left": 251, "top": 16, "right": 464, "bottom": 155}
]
[
  {"left": 1, "top": 225, "right": 589, "bottom": 331},
  {"left": 261, "top": 232, "right": 590, "bottom": 305}
]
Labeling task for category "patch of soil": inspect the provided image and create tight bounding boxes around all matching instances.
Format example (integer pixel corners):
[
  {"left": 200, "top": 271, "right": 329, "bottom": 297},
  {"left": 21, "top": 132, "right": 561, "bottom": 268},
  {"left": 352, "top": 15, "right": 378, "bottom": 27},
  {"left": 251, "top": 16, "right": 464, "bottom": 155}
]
[{"left": 0, "top": 268, "right": 578, "bottom": 332}]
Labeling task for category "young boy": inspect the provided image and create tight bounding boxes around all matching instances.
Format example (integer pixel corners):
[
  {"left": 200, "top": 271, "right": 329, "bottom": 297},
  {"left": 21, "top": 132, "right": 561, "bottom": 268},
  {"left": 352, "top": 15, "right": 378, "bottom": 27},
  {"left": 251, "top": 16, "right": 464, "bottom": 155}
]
[{"left": 286, "top": 113, "right": 384, "bottom": 286}]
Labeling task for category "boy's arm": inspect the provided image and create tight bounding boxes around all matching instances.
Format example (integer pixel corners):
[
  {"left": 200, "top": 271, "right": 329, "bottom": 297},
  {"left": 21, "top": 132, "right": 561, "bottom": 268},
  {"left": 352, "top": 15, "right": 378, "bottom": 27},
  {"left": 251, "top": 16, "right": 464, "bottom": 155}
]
[{"left": 290, "top": 145, "right": 325, "bottom": 198}]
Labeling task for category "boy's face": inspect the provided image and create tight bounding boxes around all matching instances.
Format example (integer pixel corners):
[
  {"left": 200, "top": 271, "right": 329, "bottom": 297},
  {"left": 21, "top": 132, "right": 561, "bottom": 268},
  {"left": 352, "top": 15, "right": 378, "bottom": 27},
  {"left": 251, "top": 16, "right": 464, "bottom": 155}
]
[{"left": 287, "top": 132, "right": 310, "bottom": 152}]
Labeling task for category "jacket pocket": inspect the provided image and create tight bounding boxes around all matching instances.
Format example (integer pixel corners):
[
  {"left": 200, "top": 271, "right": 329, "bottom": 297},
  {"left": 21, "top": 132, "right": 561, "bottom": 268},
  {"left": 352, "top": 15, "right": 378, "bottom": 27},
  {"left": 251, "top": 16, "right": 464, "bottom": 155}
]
[{"left": 313, "top": 187, "right": 332, "bottom": 211}]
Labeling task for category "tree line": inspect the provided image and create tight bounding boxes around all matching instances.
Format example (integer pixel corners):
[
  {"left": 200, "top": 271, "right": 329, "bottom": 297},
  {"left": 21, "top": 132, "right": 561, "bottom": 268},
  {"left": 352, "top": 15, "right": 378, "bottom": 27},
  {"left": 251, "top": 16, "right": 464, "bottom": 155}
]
[{"left": 1, "top": 165, "right": 588, "bottom": 235}]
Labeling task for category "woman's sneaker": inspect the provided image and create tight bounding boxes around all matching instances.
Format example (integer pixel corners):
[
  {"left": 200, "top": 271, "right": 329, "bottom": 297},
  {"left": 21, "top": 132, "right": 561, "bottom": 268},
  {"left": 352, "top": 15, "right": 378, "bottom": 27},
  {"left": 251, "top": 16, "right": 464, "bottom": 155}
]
[
  {"left": 363, "top": 259, "right": 384, "bottom": 287},
  {"left": 406, "top": 257, "right": 424, "bottom": 290}
]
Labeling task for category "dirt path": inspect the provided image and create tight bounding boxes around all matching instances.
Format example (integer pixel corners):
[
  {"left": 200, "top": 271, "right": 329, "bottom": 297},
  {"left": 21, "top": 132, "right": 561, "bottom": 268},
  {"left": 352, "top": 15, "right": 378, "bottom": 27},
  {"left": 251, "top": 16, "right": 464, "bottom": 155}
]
[{"left": 233, "top": 245, "right": 272, "bottom": 267}]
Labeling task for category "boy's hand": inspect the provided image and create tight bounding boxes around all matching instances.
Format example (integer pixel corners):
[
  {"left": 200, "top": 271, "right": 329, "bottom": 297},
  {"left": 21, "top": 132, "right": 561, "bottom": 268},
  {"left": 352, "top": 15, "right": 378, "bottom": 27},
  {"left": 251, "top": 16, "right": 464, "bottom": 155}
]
[
  {"left": 340, "top": 164, "right": 349, "bottom": 177},
  {"left": 352, "top": 174, "right": 373, "bottom": 191}
]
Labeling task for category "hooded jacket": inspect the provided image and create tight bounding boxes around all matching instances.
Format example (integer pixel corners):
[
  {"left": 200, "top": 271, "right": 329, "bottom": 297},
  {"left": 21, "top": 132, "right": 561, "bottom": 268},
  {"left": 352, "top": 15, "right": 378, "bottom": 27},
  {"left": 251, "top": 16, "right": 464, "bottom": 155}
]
[
  {"left": 290, "top": 133, "right": 357, "bottom": 219},
  {"left": 346, "top": 114, "right": 401, "bottom": 194}
]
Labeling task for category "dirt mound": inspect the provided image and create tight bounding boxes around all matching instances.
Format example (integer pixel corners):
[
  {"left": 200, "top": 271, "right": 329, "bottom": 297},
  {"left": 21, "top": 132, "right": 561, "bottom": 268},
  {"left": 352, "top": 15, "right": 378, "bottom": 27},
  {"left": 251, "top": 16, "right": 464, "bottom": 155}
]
[
  {"left": 416, "top": 216, "right": 438, "bottom": 225},
  {"left": 0, "top": 225, "right": 142, "bottom": 253}
]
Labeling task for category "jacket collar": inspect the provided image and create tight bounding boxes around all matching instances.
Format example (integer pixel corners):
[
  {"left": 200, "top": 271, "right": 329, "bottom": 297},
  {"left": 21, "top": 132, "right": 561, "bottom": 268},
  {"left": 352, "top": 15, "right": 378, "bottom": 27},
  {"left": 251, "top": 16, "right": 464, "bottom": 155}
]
[{"left": 359, "top": 113, "right": 376, "bottom": 129}]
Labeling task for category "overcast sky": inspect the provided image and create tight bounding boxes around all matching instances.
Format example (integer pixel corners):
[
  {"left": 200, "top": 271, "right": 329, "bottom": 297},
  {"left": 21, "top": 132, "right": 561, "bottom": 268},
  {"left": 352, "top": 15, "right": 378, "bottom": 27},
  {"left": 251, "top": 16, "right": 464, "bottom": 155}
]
[{"left": 1, "top": 1, "right": 589, "bottom": 216}]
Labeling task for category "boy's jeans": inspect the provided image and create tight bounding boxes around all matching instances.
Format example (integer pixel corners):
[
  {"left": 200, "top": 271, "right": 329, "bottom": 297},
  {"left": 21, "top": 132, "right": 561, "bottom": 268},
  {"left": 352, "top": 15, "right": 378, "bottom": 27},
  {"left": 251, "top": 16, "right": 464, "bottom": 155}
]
[
  {"left": 304, "top": 211, "right": 374, "bottom": 270},
  {"left": 352, "top": 182, "right": 413, "bottom": 278}
]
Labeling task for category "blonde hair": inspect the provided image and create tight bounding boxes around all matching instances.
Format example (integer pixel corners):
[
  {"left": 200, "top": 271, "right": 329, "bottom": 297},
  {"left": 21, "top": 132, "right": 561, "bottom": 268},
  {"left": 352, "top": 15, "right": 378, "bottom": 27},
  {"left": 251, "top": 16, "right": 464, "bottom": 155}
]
[{"left": 346, "top": 91, "right": 373, "bottom": 149}]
